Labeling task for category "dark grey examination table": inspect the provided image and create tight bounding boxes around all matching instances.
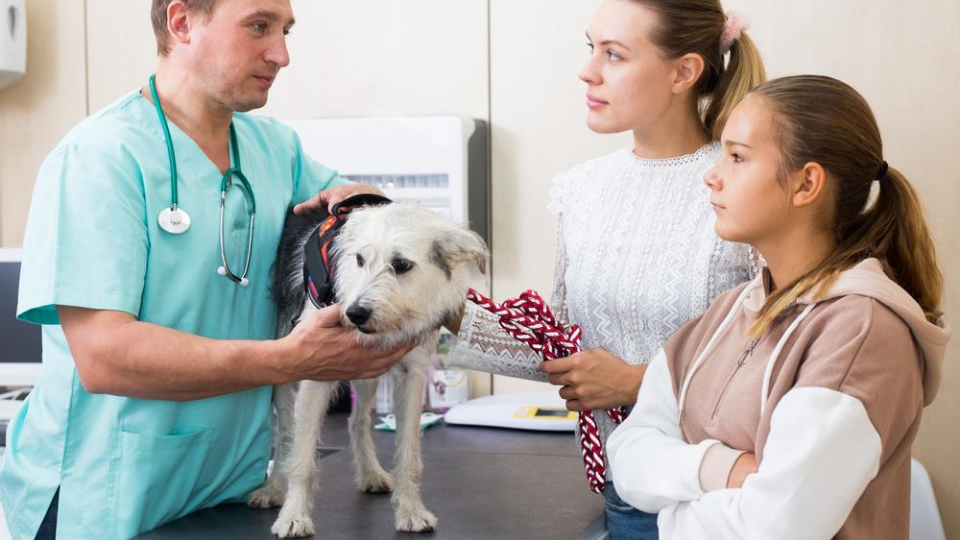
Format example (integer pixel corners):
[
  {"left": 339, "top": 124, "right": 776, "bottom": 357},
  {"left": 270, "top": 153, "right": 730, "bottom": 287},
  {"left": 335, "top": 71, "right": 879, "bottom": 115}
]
[{"left": 133, "top": 411, "right": 607, "bottom": 540}]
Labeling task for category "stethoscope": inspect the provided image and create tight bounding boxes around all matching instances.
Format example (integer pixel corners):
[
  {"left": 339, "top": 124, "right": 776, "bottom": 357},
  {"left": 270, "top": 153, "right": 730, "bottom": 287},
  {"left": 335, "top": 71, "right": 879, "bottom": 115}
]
[{"left": 148, "top": 74, "right": 256, "bottom": 287}]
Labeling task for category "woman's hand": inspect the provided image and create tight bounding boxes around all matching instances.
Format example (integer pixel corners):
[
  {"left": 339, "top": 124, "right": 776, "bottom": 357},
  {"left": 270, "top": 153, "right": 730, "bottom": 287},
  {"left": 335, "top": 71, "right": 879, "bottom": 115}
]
[
  {"left": 726, "top": 453, "right": 758, "bottom": 489},
  {"left": 540, "top": 348, "right": 645, "bottom": 411}
]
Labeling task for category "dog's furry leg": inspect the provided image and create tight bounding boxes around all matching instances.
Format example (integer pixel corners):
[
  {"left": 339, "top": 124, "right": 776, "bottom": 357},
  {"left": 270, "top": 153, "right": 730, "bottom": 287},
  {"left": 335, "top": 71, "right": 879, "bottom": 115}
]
[
  {"left": 350, "top": 377, "right": 394, "bottom": 493},
  {"left": 390, "top": 349, "right": 437, "bottom": 532},
  {"left": 272, "top": 380, "right": 337, "bottom": 538},
  {"left": 249, "top": 382, "right": 297, "bottom": 508}
]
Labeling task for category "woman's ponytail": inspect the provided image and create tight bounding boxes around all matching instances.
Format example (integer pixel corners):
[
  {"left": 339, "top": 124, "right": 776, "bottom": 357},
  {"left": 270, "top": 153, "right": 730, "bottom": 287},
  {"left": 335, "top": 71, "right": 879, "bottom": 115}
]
[
  {"left": 631, "top": 1, "right": 767, "bottom": 139},
  {"left": 704, "top": 31, "right": 766, "bottom": 140}
]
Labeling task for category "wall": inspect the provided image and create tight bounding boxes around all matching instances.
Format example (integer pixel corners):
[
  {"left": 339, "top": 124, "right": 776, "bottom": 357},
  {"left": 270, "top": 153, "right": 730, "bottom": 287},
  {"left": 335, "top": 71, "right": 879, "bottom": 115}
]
[
  {"left": 0, "top": 0, "right": 86, "bottom": 247},
  {"left": 0, "top": 0, "right": 957, "bottom": 535}
]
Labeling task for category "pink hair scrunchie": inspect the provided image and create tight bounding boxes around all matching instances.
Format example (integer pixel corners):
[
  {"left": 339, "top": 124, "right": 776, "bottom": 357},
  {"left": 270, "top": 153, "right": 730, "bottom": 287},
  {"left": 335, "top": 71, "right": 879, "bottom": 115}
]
[{"left": 719, "top": 11, "right": 750, "bottom": 54}]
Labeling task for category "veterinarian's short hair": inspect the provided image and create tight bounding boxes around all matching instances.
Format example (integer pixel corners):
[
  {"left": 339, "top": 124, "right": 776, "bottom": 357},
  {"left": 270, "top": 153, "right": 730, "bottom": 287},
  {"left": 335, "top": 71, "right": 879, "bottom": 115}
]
[{"left": 151, "top": 0, "right": 220, "bottom": 56}]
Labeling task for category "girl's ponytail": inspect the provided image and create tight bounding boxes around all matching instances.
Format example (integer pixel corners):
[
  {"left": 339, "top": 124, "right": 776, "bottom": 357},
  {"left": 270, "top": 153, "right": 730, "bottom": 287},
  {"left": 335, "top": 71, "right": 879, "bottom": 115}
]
[{"left": 746, "top": 76, "right": 943, "bottom": 337}]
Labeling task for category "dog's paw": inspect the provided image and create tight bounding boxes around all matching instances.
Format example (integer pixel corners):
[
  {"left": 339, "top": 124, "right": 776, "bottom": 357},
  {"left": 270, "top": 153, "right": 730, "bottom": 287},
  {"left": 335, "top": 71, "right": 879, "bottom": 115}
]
[
  {"left": 271, "top": 514, "right": 315, "bottom": 538},
  {"left": 247, "top": 484, "right": 286, "bottom": 508},
  {"left": 395, "top": 508, "right": 437, "bottom": 532},
  {"left": 358, "top": 469, "right": 394, "bottom": 493}
]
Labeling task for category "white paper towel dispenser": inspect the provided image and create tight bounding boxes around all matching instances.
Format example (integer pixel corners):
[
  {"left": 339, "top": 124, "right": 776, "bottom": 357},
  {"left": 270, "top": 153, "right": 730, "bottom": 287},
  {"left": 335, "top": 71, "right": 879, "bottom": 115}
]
[{"left": 0, "top": 0, "right": 26, "bottom": 90}]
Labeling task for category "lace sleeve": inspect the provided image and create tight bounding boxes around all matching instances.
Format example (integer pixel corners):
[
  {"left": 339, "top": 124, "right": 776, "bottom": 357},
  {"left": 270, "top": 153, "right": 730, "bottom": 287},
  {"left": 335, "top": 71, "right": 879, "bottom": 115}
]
[
  {"left": 446, "top": 301, "right": 548, "bottom": 381},
  {"left": 446, "top": 174, "right": 571, "bottom": 381},
  {"left": 547, "top": 171, "right": 570, "bottom": 321}
]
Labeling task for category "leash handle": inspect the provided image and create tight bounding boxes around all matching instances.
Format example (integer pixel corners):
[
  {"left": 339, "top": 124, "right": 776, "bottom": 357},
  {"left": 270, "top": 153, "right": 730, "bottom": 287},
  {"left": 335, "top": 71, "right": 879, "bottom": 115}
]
[{"left": 466, "top": 288, "right": 627, "bottom": 493}]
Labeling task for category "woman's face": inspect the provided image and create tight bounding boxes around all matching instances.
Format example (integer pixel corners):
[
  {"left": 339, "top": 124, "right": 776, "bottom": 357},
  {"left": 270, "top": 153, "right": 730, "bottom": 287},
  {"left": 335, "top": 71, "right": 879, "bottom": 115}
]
[
  {"left": 703, "top": 96, "right": 793, "bottom": 246},
  {"left": 580, "top": 0, "right": 679, "bottom": 134}
]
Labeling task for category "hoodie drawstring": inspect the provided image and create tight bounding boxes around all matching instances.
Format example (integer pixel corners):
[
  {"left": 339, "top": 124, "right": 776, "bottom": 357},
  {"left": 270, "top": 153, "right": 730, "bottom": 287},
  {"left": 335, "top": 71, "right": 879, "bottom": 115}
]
[
  {"left": 759, "top": 303, "right": 817, "bottom": 416},
  {"left": 678, "top": 279, "right": 761, "bottom": 423}
]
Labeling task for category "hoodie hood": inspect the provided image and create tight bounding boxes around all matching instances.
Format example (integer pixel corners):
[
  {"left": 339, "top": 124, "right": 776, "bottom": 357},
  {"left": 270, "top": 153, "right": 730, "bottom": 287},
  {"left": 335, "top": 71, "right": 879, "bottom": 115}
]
[{"left": 742, "top": 258, "right": 950, "bottom": 405}]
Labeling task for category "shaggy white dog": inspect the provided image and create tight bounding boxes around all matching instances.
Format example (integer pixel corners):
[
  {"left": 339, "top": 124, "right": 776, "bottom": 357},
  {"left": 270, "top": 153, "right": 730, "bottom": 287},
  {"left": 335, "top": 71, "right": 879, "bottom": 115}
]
[{"left": 247, "top": 202, "right": 487, "bottom": 537}]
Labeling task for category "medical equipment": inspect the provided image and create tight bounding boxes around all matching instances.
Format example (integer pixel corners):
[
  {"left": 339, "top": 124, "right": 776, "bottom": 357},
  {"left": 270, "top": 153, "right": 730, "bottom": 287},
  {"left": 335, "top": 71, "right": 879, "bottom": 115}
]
[
  {"left": 283, "top": 116, "right": 490, "bottom": 246},
  {"left": 444, "top": 390, "right": 578, "bottom": 431},
  {"left": 0, "top": 248, "right": 40, "bottom": 389},
  {"left": 148, "top": 74, "right": 256, "bottom": 286},
  {"left": 0, "top": 0, "right": 26, "bottom": 90},
  {"left": 0, "top": 248, "right": 40, "bottom": 445}
]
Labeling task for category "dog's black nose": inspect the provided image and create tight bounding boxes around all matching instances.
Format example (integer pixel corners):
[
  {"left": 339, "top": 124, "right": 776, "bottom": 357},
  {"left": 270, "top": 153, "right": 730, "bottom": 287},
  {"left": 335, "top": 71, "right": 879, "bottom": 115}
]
[{"left": 346, "top": 304, "right": 372, "bottom": 326}]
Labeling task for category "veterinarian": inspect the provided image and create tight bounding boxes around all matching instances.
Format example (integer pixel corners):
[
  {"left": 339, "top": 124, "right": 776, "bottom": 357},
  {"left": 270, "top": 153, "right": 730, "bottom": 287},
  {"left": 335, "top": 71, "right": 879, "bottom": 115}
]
[{"left": 0, "top": 1, "right": 410, "bottom": 539}]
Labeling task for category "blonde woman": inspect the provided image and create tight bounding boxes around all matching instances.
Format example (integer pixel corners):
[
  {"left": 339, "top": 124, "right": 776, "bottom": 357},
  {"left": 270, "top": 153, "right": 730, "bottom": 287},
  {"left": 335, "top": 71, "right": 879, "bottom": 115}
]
[
  {"left": 608, "top": 75, "right": 949, "bottom": 540},
  {"left": 446, "top": 0, "right": 765, "bottom": 537}
]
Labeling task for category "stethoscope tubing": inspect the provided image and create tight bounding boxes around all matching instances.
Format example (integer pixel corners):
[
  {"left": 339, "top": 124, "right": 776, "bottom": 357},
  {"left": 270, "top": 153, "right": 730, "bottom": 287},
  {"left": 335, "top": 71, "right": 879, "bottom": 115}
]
[{"left": 149, "top": 74, "right": 256, "bottom": 286}]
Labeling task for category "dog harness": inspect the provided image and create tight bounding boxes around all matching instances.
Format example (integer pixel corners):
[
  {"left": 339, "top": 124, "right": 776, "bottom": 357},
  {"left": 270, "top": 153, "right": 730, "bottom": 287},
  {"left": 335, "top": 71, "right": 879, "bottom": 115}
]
[
  {"left": 466, "top": 288, "right": 627, "bottom": 494},
  {"left": 303, "top": 193, "right": 393, "bottom": 309}
]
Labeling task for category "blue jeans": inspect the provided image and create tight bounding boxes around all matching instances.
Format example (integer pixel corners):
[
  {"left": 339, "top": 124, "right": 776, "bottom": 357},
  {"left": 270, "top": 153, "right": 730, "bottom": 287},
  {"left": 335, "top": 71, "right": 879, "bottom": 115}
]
[
  {"left": 34, "top": 489, "right": 58, "bottom": 540},
  {"left": 603, "top": 482, "right": 659, "bottom": 540}
]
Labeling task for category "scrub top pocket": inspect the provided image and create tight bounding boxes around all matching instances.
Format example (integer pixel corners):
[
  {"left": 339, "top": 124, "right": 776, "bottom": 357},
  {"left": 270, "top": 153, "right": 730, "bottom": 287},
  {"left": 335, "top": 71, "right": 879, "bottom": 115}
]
[{"left": 115, "top": 427, "right": 216, "bottom": 538}]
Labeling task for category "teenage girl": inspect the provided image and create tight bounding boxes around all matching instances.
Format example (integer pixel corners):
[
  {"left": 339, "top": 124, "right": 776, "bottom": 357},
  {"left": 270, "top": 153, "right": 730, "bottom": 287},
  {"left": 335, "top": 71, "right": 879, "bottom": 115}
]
[{"left": 608, "top": 75, "right": 950, "bottom": 540}]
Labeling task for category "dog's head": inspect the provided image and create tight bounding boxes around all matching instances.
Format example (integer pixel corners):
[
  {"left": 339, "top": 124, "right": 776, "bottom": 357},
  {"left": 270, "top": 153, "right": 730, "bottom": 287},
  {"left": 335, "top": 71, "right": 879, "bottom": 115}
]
[{"left": 332, "top": 203, "right": 488, "bottom": 348}]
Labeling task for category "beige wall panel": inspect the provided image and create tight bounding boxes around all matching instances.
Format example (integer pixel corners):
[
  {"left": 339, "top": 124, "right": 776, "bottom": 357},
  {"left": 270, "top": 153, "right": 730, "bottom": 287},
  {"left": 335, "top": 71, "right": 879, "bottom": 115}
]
[
  {"left": 85, "top": 0, "right": 490, "bottom": 122},
  {"left": 489, "top": 0, "right": 631, "bottom": 395},
  {"left": 0, "top": 0, "right": 87, "bottom": 246},
  {"left": 260, "top": 0, "right": 489, "bottom": 121},
  {"left": 85, "top": 0, "right": 154, "bottom": 112}
]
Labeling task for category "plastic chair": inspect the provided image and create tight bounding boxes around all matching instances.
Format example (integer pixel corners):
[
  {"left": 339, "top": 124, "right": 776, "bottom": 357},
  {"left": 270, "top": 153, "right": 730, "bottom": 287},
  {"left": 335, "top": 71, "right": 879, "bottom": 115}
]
[{"left": 911, "top": 458, "right": 947, "bottom": 540}]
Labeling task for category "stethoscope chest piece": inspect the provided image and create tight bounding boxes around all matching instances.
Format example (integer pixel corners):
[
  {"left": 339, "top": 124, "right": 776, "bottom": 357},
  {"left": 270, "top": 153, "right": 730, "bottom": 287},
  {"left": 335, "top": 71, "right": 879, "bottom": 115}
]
[{"left": 158, "top": 206, "right": 191, "bottom": 235}]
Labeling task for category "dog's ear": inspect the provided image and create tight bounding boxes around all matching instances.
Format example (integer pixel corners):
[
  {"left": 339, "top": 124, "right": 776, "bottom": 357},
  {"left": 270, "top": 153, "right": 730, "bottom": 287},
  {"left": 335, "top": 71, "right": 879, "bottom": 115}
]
[{"left": 431, "top": 228, "right": 488, "bottom": 278}]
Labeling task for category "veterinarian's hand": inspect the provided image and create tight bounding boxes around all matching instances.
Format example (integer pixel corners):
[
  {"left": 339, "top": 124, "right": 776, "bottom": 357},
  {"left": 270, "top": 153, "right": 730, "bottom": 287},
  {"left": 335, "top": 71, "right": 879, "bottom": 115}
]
[
  {"left": 541, "top": 348, "right": 646, "bottom": 411},
  {"left": 280, "top": 305, "right": 414, "bottom": 381},
  {"left": 727, "top": 452, "right": 758, "bottom": 489},
  {"left": 292, "top": 183, "right": 386, "bottom": 216}
]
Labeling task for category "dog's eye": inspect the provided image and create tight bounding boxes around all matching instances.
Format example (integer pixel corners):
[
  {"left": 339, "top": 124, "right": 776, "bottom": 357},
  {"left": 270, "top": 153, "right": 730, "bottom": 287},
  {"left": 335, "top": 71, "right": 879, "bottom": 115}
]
[
  {"left": 356, "top": 254, "right": 365, "bottom": 268},
  {"left": 392, "top": 258, "right": 413, "bottom": 275}
]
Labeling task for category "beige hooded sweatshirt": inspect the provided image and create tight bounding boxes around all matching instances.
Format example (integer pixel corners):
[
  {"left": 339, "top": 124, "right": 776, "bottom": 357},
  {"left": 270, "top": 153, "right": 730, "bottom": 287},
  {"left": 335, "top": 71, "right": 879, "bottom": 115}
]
[{"left": 608, "top": 258, "right": 950, "bottom": 540}]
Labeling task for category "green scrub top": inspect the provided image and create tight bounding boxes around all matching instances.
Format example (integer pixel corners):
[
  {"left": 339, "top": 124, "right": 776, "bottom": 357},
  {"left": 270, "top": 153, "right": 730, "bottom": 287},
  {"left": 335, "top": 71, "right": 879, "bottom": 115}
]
[{"left": 0, "top": 89, "right": 346, "bottom": 540}]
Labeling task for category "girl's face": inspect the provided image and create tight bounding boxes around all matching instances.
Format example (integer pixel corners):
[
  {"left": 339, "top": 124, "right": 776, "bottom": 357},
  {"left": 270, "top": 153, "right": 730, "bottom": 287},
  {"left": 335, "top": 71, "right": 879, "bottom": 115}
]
[
  {"left": 703, "top": 97, "right": 793, "bottom": 246},
  {"left": 580, "top": 0, "right": 678, "bottom": 134}
]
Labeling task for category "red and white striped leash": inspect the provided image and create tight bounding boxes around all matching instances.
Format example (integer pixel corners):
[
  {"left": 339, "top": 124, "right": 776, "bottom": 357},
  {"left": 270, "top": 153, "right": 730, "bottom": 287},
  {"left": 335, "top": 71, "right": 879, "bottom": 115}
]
[{"left": 465, "top": 288, "right": 626, "bottom": 493}]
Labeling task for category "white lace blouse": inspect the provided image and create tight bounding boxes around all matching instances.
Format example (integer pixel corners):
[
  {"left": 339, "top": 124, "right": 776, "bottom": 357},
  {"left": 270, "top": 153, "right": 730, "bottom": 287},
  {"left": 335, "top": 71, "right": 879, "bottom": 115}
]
[{"left": 449, "top": 143, "right": 754, "bottom": 476}]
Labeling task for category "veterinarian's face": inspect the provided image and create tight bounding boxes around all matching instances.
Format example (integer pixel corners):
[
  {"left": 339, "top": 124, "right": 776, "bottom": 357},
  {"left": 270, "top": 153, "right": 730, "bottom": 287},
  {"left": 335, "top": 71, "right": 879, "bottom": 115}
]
[
  {"left": 579, "top": 0, "right": 677, "bottom": 134},
  {"left": 184, "top": 0, "right": 294, "bottom": 112},
  {"left": 703, "top": 97, "right": 791, "bottom": 246}
]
